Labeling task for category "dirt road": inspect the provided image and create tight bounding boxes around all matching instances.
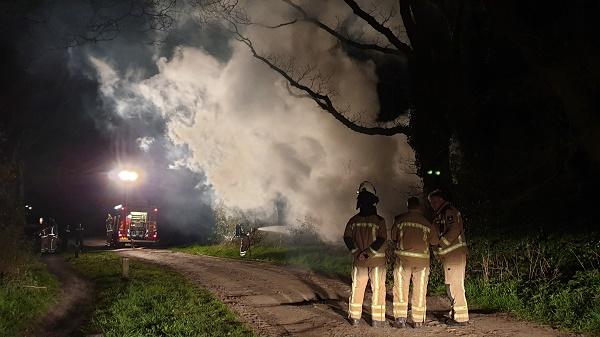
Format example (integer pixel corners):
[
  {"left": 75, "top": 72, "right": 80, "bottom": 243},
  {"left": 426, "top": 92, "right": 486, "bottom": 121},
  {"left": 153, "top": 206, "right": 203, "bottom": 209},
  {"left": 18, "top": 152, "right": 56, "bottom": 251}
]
[
  {"left": 119, "top": 249, "right": 574, "bottom": 337},
  {"left": 26, "top": 255, "right": 93, "bottom": 337}
]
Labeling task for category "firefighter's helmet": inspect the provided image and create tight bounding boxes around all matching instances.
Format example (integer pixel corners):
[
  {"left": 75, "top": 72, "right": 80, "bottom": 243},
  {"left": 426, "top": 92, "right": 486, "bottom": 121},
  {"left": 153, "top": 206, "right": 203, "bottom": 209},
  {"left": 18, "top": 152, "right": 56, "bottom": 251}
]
[{"left": 357, "top": 181, "right": 377, "bottom": 196}]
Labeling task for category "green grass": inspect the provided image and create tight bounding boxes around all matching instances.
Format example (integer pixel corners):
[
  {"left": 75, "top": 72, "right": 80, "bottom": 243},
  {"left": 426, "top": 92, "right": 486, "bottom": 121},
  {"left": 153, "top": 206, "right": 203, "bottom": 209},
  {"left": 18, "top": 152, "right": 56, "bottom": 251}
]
[
  {"left": 465, "top": 272, "right": 600, "bottom": 335},
  {"left": 0, "top": 258, "right": 59, "bottom": 337},
  {"left": 67, "top": 252, "right": 255, "bottom": 337},
  {"left": 462, "top": 235, "right": 600, "bottom": 336},
  {"left": 174, "top": 243, "right": 352, "bottom": 278}
]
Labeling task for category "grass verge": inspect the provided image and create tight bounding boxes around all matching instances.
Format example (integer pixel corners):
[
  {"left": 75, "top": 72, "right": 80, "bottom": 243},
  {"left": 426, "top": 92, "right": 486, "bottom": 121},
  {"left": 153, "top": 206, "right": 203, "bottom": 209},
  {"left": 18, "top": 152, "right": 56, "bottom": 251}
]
[
  {"left": 174, "top": 243, "right": 352, "bottom": 278},
  {"left": 67, "top": 251, "right": 255, "bottom": 337},
  {"left": 462, "top": 235, "right": 600, "bottom": 336},
  {"left": 0, "top": 258, "right": 59, "bottom": 337}
]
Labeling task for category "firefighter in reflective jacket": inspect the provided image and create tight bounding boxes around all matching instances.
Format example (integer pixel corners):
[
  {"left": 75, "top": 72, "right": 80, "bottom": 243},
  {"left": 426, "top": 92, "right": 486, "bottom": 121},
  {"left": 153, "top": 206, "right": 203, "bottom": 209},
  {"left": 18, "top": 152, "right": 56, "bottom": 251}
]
[
  {"left": 391, "top": 196, "right": 439, "bottom": 328},
  {"left": 428, "top": 189, "right": 469, "bottom": 324},
  {"left": 39, "top": 217, "right": 49, "bottom": 253},
  {"left": 343, "top": 181, "right": 387, "bottom": 327}
]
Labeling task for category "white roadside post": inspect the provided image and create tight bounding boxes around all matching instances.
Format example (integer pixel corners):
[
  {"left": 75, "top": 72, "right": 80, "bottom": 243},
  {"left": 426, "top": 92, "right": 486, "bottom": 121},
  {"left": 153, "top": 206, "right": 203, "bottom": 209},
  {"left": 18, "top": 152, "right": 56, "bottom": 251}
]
[{"left": 122, "top": 257, "right": 130, "bottom": 279}]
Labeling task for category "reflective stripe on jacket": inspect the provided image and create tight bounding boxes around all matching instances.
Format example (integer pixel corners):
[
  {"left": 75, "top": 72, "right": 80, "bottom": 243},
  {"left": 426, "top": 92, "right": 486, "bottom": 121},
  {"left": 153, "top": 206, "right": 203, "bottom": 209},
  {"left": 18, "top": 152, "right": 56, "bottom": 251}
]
[
  {"left": 391, "top": 210, "right": 438, "bottom": 259},
  {"left": 343, "top": 214, "right": 387, "bottom": 267},
  {"left": 433, "top": 202, "right": 467, "bottom": 256}
]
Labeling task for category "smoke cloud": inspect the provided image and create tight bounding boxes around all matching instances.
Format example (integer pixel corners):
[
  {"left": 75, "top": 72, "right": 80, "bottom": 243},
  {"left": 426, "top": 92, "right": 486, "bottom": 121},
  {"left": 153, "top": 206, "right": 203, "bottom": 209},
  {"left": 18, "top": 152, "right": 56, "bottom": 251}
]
[{"left": 87, "top": 1, "right": 418, "bottom": 241}]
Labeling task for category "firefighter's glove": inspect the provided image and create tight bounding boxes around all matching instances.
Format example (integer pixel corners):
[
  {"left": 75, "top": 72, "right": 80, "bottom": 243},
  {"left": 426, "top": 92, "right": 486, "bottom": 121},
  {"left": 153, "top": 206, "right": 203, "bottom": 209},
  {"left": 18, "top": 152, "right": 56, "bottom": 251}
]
[{"left": 357, "top": 252, "right": 370, "bottom": 261}]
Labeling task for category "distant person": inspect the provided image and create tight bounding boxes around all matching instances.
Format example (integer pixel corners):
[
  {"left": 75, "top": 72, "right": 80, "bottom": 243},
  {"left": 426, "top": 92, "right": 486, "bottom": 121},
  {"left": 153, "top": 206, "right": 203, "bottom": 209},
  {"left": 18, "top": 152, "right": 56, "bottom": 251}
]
[
  {"left": 343, "top": 181, "right": 387, "bottom": 327},
  {"left": 47, "top": 218, "right": 58, "bottom": 253},
  {"left": 238, "top": 224, "right": 249, "bottom": 257},
  {"left": 391, "top": 197, "right": 439, "bottom": 328},
  {"left": 67, "top": 223, "right": 85, "bottom": 257},
  {"left": 38, "top": 217, "right": 49, "bottom": 253},
  {"left": 105, "top": 213, "right": 114, "bottom": 246},
  {"left": 428, "top": 189, "right": 469, "bottom": 325}
]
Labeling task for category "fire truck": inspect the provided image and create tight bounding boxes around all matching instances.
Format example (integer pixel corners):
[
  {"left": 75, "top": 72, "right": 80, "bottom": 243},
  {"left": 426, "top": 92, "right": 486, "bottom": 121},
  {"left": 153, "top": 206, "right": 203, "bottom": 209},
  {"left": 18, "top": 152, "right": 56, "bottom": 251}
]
[{"left": 106, "top": 204, "right": 159, "bottom": 247}]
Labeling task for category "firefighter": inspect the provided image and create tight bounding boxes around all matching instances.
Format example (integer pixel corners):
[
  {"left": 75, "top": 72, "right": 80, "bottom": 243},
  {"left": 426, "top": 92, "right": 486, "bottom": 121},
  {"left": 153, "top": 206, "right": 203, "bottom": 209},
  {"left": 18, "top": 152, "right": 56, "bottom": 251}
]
[
  {"left": 105, "top": 213, "right": 114, "bottom": 246},
  {"left": 343, "top": 181, "right": 387, "bottom": 327},
  {"left": 47, "top": 218, "right": 58, "bottom": 253},
  {"left": 39, "top": 217, "right": 49, "bottom": 253},
  {"left": 391, "top": 196, "right": 439, "bottom": 328},
  {"left": 238, "top": 225, "right": 249, "bottom": 257},
  {"left": 428, "top": 189, "right": 469, "bottom": 325}
]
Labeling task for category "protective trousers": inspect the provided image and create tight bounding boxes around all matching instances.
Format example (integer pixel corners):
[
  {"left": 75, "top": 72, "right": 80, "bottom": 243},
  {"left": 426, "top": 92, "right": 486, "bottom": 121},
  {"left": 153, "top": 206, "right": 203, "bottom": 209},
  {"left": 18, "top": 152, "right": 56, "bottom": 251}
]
[
  {"left": 442, "top": 251, "right": 469, "bottom": 322},
  {"left": 40, "top": 236, "right": 49, "bottom": 253},
  {"left": 393, "top": 261, "right": 429, "bottom": 323},
  {"left": 348, "top": 265, "right": 386, "bottom": 322}
]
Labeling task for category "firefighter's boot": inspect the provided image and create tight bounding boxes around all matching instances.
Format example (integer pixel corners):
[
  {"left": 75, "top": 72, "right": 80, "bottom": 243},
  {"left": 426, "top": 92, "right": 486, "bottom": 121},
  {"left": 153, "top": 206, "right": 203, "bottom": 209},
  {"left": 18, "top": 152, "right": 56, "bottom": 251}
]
[
  {"left": 393, "top": 317, "right": 407, "bottom": 328},
  {"left": 349, "top": 318, "right": 360, "bottom": 326}
]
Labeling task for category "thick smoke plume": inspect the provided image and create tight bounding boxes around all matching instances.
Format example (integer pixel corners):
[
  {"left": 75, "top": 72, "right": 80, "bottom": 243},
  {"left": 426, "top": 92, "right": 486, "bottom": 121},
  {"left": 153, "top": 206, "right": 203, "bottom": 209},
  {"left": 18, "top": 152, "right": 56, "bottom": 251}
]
[{"left": 89, "top": 1, "right": 418, "bottom": 241}]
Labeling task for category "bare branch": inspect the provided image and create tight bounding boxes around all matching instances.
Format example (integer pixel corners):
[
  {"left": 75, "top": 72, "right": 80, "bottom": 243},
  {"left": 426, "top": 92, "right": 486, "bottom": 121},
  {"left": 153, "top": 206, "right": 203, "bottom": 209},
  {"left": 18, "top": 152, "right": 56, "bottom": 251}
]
[
  {"left": 60, "top": 0, "right": 178, "bottom": 47},
  {"left": 281, "top": 0, "right": 404, "bottom": 56},
  {"left": 342, "top": 0, "right": 412, "bottom": 54},
  {"left": 254, "top": 19, "right": 298, "bottom": 29},
  {"left": 228, "top": 24, "right": 408, "bottom": 136}
]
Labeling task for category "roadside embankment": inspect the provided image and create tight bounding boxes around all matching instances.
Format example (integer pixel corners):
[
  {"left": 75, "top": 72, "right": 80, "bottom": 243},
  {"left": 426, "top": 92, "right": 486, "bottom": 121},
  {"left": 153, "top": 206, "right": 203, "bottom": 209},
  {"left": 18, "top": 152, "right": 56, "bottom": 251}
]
[
  {"left": 0, "top": 257, "right": 59, "bottom": 337},
  {"left": 67, "top": 251, "right": 256, "bottom": 337}
]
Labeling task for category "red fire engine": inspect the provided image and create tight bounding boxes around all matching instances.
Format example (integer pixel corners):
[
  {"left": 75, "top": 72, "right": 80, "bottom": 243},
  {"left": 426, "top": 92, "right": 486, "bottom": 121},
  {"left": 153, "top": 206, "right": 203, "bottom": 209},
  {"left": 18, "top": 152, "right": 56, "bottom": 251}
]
[{"left": 106, "top": 204, "right": 159, "bottom": 247}]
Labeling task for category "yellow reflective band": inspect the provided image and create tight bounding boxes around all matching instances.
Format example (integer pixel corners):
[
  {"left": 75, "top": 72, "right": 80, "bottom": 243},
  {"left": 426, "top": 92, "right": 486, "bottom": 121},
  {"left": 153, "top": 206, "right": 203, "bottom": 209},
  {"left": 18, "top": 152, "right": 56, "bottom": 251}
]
[
  {"left": 438, "top": 242, "right": 467, "bottom": 255},
  {"left": 349, "top": 303, "right": 362, "bottom": 307},
  {"left": 352, "top": 222, "right": 379, "bottom": 229},
  {"left": 393, "top": 303, "right": 408, "bottom": 308},
  {"left": 413, "top": 315, "right": 425, "bottom": 322},
  {"left": 350, "top": 267, "right": 358, "bottom": 303},
  {"left": 441, "top": 236, "right": 451, "bottom": 246},
  {"left": 369, "top": 247, "right": 385, "bottom": 257},
  {"left": 419, "top": 267, "right": 426, "bottom": 308},
  {"left": 412, "top": 306, "right": 426, "bottom": 312},
  {"left": 397, "top": 265, "right": 403, "bottom": 303},
  {"left": 399, "top": 222, "right": 431, "bottom": 233},
  {"left": 454, "top": 305, "right": 468, "bottom": 311},
  {"left": 395, "top": 250, "right": 429, "bottom": 258},
  {"left": 373, "top": 266, "right": 379, "bottom": 306}
]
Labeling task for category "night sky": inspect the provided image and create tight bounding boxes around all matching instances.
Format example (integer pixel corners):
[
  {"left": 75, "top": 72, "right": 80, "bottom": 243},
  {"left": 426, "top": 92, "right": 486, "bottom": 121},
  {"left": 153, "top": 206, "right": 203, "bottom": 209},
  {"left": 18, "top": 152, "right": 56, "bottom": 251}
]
[{"left": 3, "top": 2, "right": 221, "bottom": 241}]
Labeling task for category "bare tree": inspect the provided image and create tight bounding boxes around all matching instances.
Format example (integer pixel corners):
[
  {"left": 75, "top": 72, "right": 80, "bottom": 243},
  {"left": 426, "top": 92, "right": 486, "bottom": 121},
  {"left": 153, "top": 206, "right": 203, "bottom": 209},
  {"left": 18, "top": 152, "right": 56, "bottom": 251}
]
[{"left": 191, "top": 0, "right": 470, "bottom": 190}]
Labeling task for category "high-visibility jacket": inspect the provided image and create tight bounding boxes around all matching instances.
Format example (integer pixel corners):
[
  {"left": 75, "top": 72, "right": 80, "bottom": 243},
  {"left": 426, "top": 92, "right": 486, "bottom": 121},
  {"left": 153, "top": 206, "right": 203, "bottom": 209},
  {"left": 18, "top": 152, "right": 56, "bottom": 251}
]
[
  {"left": 391, "top": 210, "right": 439, "bottom": 262},
  {"left": 343, "top": 214, "right": 387, "bottom": 267},
  {"left": 433, "top": 202, "right": 467, "bottom": 256}
]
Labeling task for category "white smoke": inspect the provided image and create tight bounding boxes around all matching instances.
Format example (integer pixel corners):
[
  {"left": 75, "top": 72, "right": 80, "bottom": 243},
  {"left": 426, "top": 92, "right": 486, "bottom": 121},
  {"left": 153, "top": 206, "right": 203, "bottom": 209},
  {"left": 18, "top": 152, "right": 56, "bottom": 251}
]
[
  {"left": 136, "top": 136, "right": 155, "bottom": 152},
  {"left": 89, "top": 3, "right": 419, "bottom": 241}
]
